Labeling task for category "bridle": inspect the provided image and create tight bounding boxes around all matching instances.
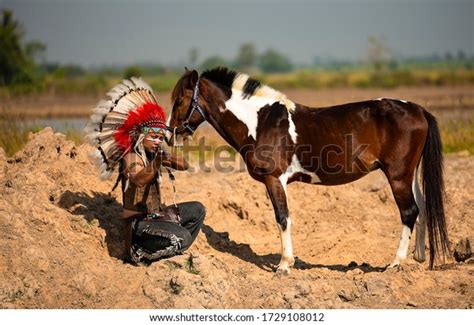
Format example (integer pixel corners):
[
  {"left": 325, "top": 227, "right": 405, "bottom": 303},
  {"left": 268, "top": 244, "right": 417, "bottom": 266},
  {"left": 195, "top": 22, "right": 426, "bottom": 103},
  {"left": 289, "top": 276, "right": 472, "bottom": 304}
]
[{"left": 168, "top": 76, "right": 206, "bottom": 139}]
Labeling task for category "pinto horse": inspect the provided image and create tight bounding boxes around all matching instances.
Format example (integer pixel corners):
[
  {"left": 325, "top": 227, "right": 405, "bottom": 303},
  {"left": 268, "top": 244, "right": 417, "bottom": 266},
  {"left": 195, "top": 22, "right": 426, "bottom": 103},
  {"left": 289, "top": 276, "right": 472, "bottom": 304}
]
[{"left": 168, "top": 67, "right": 450, "bottom": 274}]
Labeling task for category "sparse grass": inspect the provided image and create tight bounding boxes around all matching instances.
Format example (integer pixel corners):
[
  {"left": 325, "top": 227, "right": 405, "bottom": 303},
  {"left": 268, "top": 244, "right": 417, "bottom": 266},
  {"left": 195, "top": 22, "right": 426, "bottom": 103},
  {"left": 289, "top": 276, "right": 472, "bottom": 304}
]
[
  {"left": 164, "top": 260, "right": 183, "bottom": 270},
  {"left": 0, "top": 112, "right": 31, "bottom": 156},
  {"left": 169, "top": 277, "right": 183, "bottom": 295},
  {"left": 261, "top": 68, "right": 474, "bottom": 90},
  {"left": 63, "top": 126, "right": 83, "bottom": 146},
  {"left": 44, "top": 74, "right": 109, "bottom": 96},
  {"left": 0, "top": 112, "right": 85, "bottom": 156},
  {"left": 440, "top": 118, "right": 474, "bottom": 154},
  {"left": 185, "top": 254, "right": 200, "bottom": 275}
]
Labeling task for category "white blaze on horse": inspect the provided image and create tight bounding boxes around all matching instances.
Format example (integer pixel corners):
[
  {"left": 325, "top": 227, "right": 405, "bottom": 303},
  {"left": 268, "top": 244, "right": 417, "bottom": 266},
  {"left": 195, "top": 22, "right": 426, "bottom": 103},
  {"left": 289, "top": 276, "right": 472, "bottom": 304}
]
[{"left": 168, "top": 67, "right": 450, "bottom": 275}]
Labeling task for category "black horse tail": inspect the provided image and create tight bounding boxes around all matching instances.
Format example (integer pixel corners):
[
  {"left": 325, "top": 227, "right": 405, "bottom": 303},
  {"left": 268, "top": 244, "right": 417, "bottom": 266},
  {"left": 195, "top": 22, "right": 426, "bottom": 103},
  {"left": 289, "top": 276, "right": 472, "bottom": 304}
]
[{"left": 422, "top": 110, "right": 450, "bottom": 269}]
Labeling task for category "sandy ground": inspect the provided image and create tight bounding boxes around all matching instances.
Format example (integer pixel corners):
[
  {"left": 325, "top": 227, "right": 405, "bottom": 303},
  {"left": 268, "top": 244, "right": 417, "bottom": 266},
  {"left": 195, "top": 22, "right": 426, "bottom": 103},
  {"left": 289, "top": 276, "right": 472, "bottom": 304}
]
[{"left": 0, "top": 127, "right": 472, "bottom": 309}]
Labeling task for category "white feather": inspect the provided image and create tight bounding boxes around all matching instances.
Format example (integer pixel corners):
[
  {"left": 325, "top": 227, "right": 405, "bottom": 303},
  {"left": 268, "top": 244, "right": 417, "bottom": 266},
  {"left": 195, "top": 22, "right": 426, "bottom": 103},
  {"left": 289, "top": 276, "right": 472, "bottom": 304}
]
[
  {"left": 107, "top": 85, "right": 128, "bottom": 102},
  {"left": 93, "top": 105, "right": 110, "bottom": 116},
  {"left": 86, "top": 77, "right": 160, "bottom": 180},
  {"left": 90, "top": 113, "right": 106, "bottom": 124},
  {"left": 113, "top": 99, "right": 136, "bottom": 115},
  {"left": 83, "top": 123, "right": 94, "bottom": 134},
  {"left": 103, "top": 114, "right": 128, "bottom": 126},
  {"left": 132, "top": 77, "right": 152, "bottom": 92},
  {"left": 95, "top": 99, "right": 113, "bottom": 110},
  {"left": 99, "top": 169, "right": 113, "bottom": 180},
  {"left": 101, "top": 139, "right": 118, "bottom": 153},
  {"left": 98, "top": 130, "right": 115, "bottom": 142},
  {"left": 110, "top": 83, "right": 129, "bottom": 95},
  {"left": 84, "top": 131, "right": 100, "bottom": 145},
  {"left": 89, "top": 150, "right": 105, "bottom": 168},
  {"left": 122, "top": 79, "right": 136, "bottom": 90}
]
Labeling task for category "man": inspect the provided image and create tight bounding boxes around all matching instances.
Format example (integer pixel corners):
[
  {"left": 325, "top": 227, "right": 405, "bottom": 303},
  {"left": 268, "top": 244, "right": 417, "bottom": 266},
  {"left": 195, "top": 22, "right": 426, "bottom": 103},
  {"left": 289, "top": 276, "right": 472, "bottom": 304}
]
[
  {"left": 85, "top": 77, "right": 205, "bottom": 265},
  {"left": 121, "top": 124, "right": 206, "bottom": 264}
]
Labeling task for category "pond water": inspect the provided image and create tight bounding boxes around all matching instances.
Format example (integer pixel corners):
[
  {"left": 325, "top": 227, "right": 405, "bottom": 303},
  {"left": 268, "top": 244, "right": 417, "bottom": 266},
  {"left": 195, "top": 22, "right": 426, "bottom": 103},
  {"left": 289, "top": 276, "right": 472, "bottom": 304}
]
[{"left": 25, "top": 117, "right": 89, "bottom": 134}]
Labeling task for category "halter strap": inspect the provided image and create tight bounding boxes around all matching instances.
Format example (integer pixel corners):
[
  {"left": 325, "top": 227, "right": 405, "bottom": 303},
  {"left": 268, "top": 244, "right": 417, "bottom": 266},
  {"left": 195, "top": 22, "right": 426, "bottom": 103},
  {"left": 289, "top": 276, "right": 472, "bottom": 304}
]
[{"left": 169, "top": 76, "right": 206, "bottom": 137}]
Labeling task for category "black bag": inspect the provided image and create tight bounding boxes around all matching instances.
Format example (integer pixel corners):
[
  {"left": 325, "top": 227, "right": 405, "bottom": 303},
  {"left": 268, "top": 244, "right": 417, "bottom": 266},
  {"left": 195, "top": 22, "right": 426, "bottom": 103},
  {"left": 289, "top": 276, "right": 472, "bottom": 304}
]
[
  {"left": 130, "top": 212, "right": 191, "bottom": 263},
  {"left": 146, "top": 204, "right": 181, "bottom": 224}
]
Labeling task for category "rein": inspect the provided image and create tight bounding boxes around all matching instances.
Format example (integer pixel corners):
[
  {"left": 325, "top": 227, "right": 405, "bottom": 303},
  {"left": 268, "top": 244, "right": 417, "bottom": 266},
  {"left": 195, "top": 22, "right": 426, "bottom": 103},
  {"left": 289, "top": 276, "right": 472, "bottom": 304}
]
[{"left": 168, "top": 76, "right": 206, "bottom": 140}]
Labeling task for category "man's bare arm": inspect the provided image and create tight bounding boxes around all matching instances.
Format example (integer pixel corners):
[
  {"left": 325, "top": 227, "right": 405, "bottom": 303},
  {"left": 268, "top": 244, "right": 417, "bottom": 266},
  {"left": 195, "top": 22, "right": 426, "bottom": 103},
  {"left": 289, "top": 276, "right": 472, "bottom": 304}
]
[
  {"left": 161, "top": 150, "right": 189, "bottom": 171},
  {"left": 124, "top": 153, "right": 161, "bottom": 187}
]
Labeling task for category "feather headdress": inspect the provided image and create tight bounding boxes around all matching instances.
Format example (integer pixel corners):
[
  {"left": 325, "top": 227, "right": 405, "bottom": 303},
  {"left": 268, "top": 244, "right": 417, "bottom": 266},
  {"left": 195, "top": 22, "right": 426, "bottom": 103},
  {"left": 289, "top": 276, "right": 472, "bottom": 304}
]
[{"left": 85, "top": 77, "right": 166, "bottom": 180}]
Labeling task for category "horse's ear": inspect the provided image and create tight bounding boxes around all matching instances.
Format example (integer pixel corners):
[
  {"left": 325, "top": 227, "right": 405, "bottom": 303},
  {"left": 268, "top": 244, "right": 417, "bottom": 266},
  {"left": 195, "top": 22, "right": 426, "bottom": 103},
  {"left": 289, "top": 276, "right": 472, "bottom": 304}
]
[
  {"left": 190, "top": 70, "right": 199, "bottom": 86},
  {"left": 184, "top": 67, "right": 189, "bottom": 72}
]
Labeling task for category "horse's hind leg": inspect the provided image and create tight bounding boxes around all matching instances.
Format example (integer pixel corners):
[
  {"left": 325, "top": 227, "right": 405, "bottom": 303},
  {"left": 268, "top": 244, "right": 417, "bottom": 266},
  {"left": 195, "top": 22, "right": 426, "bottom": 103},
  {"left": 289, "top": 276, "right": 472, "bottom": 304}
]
[
  {"left": 384, "top": 168, "right": 420, "bottom": 268},
  {"left": 264, "top": 176, "right": 294, "bottom": 275}
]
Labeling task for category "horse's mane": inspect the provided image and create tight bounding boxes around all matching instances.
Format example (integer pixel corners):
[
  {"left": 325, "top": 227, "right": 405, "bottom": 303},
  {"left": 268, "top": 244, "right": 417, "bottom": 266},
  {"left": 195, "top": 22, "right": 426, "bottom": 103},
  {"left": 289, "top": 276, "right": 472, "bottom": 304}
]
[
  {"left": 201, "top": 67, "right": 237, "bottom": 90},
  {"left": 172, "top": 67, "right": 295, "bottom": 111},
  {"left": 203, "top": 67, "right": 295, "bottom": 109}
]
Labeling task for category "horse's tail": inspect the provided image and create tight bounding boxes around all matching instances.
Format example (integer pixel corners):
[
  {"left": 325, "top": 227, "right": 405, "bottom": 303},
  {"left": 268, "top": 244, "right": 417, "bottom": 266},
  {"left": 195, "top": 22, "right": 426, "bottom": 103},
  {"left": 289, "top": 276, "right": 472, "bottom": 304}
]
[{"left": 421, "top": 110, "right": 450, "bottom": 269}]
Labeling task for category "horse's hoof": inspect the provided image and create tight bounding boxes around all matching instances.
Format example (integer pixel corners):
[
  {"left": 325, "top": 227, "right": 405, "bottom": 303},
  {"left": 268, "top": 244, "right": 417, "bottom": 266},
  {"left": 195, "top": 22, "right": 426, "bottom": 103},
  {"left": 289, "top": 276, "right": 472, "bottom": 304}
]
[
  {"left": 274, "top": 267, "right": 291, "bottom": 277},
  {"left": 385, "top": 263, "right": 402, "bottom": 271},
  {"left": 413, "top": 252, "right": 426, "bottom": 263}
]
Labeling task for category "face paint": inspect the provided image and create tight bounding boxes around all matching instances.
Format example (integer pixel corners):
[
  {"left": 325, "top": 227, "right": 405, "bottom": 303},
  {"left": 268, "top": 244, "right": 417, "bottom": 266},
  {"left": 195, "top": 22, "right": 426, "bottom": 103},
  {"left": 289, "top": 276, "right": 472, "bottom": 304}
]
[
  {"left": 145, "top": 134, "right": 165, "bottom": 144},
  {"left": 141, "top": 126, "right": 164, "bottom": 133},
  {"left": 142, "top": 127, "right": 166, "bottom": 145}
]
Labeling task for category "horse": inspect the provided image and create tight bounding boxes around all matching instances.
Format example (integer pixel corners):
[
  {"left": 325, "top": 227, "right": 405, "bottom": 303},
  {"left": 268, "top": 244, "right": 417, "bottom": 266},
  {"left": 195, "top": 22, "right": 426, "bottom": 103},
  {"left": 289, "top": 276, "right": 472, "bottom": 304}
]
[{"left": 167, "top": 67, "right": 450, "bottom": 275}]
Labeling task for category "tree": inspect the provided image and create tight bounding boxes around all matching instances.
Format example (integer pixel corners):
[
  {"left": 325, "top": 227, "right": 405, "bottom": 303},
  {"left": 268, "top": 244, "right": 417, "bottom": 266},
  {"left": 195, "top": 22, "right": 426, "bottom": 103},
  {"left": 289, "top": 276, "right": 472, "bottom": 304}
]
[
  {"left": 258, "top": 49, "right": 292, "bottom": 73},
  {"left": 53, "top": 64, "right": 85, "bottom": 79},
  {"left": 456, "top": 50, "right": 466, "bottom": 60},
  {"left": 0, "top": 9, "right": 46, "bottom": 86},
  {"left": 123, "top": 65, "right": 144, "bottom": 79},
  {"left": 200, "top": 56, "right": 229, "bottom": 71},
  {"left": 236, "top": 42, "right": 256, "bottom": 71},
  {"left": 25, "top": 41, "right": 46, "bottom": 63},
  {"left": 368, "top": 35, "right": 394, "bottom": 72}
]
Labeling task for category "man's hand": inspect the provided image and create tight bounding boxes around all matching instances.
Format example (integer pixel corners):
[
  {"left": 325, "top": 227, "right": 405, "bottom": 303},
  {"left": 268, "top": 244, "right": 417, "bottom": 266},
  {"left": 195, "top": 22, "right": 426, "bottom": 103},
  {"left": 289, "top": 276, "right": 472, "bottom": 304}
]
[{"left": 159, "top": 149, "right": 189, "bottom": 171}]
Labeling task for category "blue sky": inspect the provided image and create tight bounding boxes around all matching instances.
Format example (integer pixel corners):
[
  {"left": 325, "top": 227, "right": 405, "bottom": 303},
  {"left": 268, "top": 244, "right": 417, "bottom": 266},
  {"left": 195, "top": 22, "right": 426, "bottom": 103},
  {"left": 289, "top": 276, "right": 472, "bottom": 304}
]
[{"left": 3, "top": 0, "right": 473, "bottom": 67}]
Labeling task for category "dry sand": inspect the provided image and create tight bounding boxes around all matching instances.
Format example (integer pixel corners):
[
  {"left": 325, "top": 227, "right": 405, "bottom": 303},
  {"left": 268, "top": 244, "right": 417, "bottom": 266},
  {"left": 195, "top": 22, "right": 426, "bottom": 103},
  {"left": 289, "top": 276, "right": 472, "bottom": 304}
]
[{"left": 0, "top": 128, "right": 472, "bottom": 308}]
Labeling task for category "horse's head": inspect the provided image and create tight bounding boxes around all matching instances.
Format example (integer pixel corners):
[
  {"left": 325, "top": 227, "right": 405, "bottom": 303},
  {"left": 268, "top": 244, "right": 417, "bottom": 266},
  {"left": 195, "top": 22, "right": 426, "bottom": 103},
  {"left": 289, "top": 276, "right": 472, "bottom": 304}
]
[{"left": 168, "top": 69, "right": 207, "bottom": 146}]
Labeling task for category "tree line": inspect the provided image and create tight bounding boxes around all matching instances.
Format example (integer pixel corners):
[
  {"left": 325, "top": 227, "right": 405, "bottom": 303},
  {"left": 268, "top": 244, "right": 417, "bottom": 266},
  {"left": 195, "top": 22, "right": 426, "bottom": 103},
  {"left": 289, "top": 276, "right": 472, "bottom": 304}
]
[
  {"left": 195, "top": 42, "right": 293, "bottom": 73},
  {"left": 1, "top": 9, "right": 473, "bottom": 95}
]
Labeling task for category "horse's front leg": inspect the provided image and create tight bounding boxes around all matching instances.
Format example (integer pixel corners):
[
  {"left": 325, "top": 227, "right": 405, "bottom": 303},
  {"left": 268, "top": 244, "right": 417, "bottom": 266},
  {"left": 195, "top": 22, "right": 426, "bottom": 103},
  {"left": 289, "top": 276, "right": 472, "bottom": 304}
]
[{"left": 264, "top": 176, "right": 294, "bottom": 275}]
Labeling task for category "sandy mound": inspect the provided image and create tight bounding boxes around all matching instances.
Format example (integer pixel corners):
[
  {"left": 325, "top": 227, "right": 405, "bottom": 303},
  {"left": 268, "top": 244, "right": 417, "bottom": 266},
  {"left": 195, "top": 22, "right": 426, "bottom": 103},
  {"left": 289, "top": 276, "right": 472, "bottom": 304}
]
[{"left": 0, "top": 128, "right": 472, "bottom": 308}]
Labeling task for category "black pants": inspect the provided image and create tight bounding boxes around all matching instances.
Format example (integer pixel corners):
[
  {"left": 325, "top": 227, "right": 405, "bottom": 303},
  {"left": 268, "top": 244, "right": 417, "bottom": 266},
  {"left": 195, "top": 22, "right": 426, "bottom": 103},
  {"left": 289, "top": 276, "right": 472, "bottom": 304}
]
[
  {"left": 133, "top": 201, "right": 206, "bottom": 254},
  {"left": 176, "top": 201, "right": 207, "bottom": 250}
]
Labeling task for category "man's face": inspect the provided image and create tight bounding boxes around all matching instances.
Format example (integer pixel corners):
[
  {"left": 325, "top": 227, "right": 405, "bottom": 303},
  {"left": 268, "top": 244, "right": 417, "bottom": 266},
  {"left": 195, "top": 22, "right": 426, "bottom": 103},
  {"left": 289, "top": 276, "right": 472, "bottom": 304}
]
[{"left": 142, "top": 127, "right": 166, "bottom": 152}]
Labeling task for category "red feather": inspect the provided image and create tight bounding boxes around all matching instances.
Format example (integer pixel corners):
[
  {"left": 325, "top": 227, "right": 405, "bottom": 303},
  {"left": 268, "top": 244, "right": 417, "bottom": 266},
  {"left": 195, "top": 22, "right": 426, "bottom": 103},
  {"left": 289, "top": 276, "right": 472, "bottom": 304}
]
[{"left": 114, "top": 102, "right": 166, "bottom": 149}]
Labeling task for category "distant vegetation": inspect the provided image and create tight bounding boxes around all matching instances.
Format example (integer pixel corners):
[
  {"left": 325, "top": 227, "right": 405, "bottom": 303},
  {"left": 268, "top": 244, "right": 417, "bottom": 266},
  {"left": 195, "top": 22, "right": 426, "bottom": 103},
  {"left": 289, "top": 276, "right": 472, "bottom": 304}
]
[
  {"left": 1, "top": 9, "right": 473, "bottom": 98},
  {"left": 0, "top": 9, "right": 46, "bottom": 93},
  {"left": 0, "top": 9, "right": 473, "bottom": 156}
]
